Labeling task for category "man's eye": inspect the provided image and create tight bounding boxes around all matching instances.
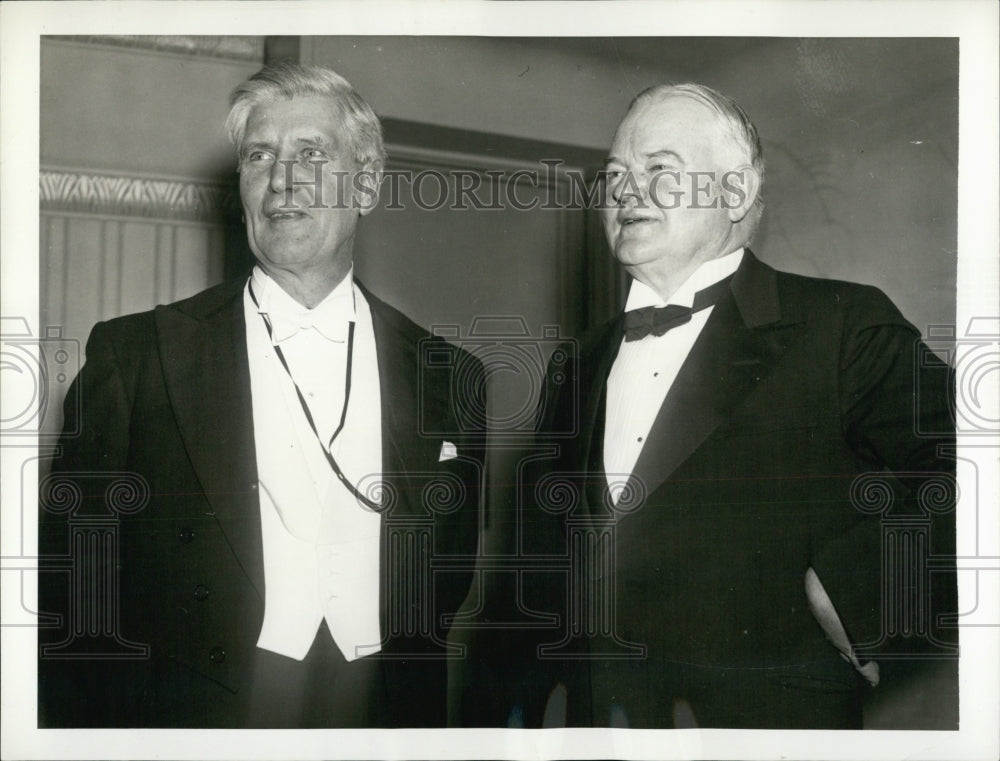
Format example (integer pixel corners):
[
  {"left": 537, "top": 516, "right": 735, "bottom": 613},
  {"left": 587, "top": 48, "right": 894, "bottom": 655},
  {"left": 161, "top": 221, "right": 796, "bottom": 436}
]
[
  {"left": 650, "top": 163, "right": 682, "bottom": 174},
  {"left": 604, "top": 169, "right": 624, "bottom": 182},
  {"left": 303, "top": 148, "right": 325, "bottom": 159},
  {"left": 246, "top": 151, "right": 270, "bottom": 163}
]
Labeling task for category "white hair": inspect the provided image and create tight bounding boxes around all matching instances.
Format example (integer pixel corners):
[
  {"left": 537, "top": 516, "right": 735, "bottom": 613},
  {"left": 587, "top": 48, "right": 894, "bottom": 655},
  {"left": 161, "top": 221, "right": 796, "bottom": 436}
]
[{"left": 225, "top": 61, "right": 387, "bottom": 168}]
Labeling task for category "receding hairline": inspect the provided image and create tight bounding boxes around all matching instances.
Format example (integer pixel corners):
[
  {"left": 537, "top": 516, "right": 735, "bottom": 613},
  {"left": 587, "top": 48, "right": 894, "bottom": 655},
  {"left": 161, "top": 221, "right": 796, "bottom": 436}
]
[
  {"left": 234, "top": 95, "right": 354, "bottom": 161},
  {"left": 614, "top": 93, "right": 748, "bottom": 162},
  {"left": 240, "top": 95, "right": 346, "bottom": 132},
  {"left": 226, "top": 62, "right": 387, "bottom": 167}
]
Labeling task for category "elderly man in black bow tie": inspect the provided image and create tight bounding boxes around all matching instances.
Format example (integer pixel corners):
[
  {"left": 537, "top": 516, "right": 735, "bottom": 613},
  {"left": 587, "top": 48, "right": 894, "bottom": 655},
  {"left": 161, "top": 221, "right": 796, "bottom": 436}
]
[
  {"left": 39, "top": 62, "right": 486, "bottom": 728},
  {"left": 518, "top": 83, "right": 957, "bottom": 729}
]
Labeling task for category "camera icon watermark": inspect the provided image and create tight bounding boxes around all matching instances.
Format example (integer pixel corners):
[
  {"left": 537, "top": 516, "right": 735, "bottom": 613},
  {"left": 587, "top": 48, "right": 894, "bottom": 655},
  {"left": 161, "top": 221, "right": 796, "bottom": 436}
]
[
  {"left": 419, "top": 317, "right": 578, "bottom": 439},
  {"left": 1, "top": 316, "right": 80, "bottom": 440},
  {"left": 916, "top": 317, "right": 999, "bottom": 436}
]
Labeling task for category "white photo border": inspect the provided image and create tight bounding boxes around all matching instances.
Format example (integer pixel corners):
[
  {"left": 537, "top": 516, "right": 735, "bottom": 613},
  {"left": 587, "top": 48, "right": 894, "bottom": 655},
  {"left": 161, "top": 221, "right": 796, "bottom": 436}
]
[{"left": 2, "top": 2, "right": 997, "bottom": 760}]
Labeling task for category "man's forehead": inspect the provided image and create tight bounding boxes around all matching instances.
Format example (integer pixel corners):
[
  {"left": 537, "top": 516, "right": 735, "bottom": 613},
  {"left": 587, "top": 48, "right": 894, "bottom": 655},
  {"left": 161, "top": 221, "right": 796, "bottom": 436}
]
[
  {"left": 244, "top": 95, "right": 342, "bottom": 135},
  {"left": 610, "top": 95, "right": 732, "bottom": 156},
  {"left": 622, "top": 94, "right": 720, "bottom": 134}
]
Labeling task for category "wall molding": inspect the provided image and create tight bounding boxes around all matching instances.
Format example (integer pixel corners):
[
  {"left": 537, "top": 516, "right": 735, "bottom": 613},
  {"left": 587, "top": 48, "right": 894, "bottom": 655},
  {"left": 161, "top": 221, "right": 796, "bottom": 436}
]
[
  {"left": 40, "top": 169, "right": 240, "bottom": 223},
  {"left": 382, "top": 117, "right": 606, "bottom": 175},
  {"left": 64, "top": 35, "right": 265, "bottom": 62}
]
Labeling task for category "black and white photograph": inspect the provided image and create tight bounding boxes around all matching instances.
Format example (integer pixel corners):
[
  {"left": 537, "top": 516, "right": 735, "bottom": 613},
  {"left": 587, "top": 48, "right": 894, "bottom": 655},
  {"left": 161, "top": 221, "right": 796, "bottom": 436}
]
[{"left": 1, "top": 1, "right": 997, "bottom": 759}]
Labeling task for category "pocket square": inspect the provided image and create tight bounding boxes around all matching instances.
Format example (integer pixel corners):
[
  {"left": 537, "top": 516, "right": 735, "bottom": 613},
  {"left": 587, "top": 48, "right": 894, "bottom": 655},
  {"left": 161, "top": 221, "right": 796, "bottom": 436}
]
[{"left": 439, "top": 440, "right": 458, "bottom": 462}]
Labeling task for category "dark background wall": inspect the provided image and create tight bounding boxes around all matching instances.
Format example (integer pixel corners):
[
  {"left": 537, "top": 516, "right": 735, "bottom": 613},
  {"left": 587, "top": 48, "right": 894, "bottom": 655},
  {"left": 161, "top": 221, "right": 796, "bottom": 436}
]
[
  {"left": 42, "top": 36, "right": 958, "bottom": 343},
  {"left": 307, "top": 36, "right": 957, "bottom": 337},
  {"left": 39, "top": 34, "right": 959, "bottom": 729}
]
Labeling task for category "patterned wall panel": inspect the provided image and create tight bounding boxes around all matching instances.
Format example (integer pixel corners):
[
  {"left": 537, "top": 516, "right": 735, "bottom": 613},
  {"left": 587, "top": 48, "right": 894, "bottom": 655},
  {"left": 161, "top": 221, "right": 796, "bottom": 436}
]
[{"left": 39, "top": 168, "right": 236, "bottom": 443}]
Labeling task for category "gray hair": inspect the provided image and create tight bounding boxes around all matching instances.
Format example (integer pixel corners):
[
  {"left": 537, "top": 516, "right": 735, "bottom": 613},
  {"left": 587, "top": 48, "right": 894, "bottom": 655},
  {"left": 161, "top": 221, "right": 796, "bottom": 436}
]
[
  {"left": 225, "top": 61, "right": 387, "bottom": 168},
  {"left": 629, "top": 83, "right": 764, "bottom": 230}
]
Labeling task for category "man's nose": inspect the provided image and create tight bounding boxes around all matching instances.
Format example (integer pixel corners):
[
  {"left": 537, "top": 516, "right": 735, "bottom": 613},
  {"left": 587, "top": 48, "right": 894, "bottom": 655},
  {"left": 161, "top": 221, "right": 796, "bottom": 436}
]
[
  {"left": 610, "top": 170, "right": 649, "bottom": 206},
  {"left": 267, "top": 156, "right": 318, "bottom": 193},
  {"left": 269, "top": 158, "right": 326, "bottom": 206},
  {"left": 267, "top": 157, "right": 290, "bottom": 194}
]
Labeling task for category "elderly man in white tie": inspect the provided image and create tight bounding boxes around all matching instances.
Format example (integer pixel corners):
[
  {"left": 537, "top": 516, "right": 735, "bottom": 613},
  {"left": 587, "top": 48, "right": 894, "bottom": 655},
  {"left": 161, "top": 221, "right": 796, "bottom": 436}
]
[{"left": 39, "top": 62, "right": 486, "bottom": 728}]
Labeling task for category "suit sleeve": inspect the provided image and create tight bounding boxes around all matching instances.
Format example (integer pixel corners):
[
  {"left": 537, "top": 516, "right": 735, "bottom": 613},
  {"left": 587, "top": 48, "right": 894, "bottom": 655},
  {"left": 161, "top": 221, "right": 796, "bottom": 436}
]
[
  {"left": 457, "top": 341, "right": 578, "bottom": 727},
  {"left": 38, "top": 321, "right": 137, "bottom": 726},
  {"left": 810, "top": 287, "right": 956, "bottom": 654},
  {"left": 50, "top": 321, "right": 133, "bottom": 473},
  {"left": 426, "top": 342, "right": 487, "bottom": 627},
  {"left": 488, "top": 341, "right": 584, "bottom": 726}
]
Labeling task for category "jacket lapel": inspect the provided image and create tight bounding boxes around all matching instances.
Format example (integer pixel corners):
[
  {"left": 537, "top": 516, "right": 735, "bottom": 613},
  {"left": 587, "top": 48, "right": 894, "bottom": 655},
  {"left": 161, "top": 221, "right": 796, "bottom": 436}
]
[
  {"left": 361, "top": 284, "right": 437, "bottom": 659},
  {"left": 362, "top": 285, "right": 435, "bottom": 516},
  {"left": 628, "top": 252, "right": 793, "bottom": 502},
  {"left": 577, "top": 316, "right": 625, "bottom": 515},
  {"left": 155, "top": 278, "right": 264, "bottom": 598}
]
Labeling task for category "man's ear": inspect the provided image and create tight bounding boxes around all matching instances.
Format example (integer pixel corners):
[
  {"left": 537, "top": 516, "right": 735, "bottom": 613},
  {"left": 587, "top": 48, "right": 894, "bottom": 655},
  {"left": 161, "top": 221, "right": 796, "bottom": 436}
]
[
  {"left": 720, "top": 164, "right": 761, "bottom": 223},
  {"left": 355, "top": 160, "right": 383, "bottom": 217}
]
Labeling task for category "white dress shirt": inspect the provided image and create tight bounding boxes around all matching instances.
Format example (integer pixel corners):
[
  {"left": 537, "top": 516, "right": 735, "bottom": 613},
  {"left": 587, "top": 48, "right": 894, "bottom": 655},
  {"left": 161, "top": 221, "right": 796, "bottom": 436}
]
[
  {"left": 604, "top": 248, "right": 744, "bottom": 504},
  {"left": 244, "top": 266, "right": 383, "bottom": 661}
]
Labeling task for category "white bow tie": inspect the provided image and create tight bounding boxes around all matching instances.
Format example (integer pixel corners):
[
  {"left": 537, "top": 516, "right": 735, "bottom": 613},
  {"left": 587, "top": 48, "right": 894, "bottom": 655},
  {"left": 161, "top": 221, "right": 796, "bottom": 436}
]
[{"left": 262, "top": 294, "right": 354, "bottom": 344}]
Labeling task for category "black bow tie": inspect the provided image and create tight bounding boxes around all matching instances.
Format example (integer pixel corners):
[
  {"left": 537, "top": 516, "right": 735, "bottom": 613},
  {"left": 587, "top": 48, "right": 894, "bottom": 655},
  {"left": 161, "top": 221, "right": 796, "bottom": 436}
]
[{"left": 623, "top": 275, "right": 733, "bottom": 342}]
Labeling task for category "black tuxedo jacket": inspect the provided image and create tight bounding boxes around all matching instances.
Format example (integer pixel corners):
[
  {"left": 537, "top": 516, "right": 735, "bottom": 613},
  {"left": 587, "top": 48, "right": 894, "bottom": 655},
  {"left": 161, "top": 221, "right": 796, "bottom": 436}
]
[
  {"left": 38, "top": 275, "right": 486, "bottom": 727},
  {"left": 523, "top": 251, "right": 956, "bottom": 728}
]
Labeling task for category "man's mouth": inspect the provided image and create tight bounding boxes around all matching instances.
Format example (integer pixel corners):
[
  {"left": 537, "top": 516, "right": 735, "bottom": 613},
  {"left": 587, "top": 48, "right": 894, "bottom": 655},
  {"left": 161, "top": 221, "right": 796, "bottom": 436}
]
[
  {"left": 266, "top": 210, "right": 309, "bottom": 221},
  {"left": 620, "top": 216, "right": 655, "bottom": 227}
]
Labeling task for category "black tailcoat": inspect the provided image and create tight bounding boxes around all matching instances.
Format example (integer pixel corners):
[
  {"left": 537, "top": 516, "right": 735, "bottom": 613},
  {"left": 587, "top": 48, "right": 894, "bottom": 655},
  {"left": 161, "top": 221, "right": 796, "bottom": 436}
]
[{"left": 39, "top": 276, "right": 485, "bottom": 727}]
